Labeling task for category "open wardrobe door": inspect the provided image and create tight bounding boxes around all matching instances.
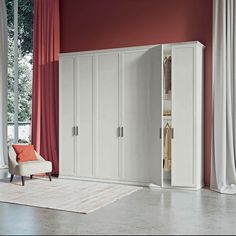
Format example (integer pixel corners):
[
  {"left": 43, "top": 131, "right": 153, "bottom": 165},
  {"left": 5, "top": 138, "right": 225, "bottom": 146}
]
[
  {"left": 149, "top": 45, "right": 163, "bottom": 187},
  {"left": 171, "top": 45, "right": 196, "bottom": 188}
]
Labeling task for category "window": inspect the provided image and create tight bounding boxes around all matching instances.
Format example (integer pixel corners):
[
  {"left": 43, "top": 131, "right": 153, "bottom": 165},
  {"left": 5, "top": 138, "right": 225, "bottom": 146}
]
[{"left": 6, "top": 0, "right": 34, "bottom": 144}]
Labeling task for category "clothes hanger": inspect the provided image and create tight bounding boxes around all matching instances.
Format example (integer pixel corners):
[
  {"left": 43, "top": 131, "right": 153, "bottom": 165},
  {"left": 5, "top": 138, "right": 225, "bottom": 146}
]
[{"left": 165, "top": 122, "right": 170, "bottom": 128}]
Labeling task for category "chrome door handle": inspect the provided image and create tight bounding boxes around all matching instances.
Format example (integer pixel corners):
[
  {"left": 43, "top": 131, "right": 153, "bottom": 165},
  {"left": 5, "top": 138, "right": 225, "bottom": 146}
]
[
  {"left": 76, "top": 126, "right": 79, "bottom": 136},
  {"left": 117, "top": 127, "right": 121, "bottom": 137}
]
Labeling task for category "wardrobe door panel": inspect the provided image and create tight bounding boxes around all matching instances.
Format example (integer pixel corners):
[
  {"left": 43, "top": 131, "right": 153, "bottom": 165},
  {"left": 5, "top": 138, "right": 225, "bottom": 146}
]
[
  {"left": 149, "top": 45, "right": 163, "bottom": 187},
  {"left": 77, "top": 56, "right": 93, "bottom": 177},
  {"left": 59, "top": 57, "right": 76, "bottom": 176},
  {"left": 95, "top": 53, "right": 119, "bottom": 180},
  {"left": 172, "top": 46, "right": 195, "bottom": 187},
  {"left": 122, "top": 50, "right": 150, "bottom": 183}
]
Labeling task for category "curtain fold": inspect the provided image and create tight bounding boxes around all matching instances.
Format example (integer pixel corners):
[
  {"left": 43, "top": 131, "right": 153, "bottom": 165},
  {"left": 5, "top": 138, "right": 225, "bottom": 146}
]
[
  {"left": 0, "top": 0, "right": 8, "bottom": 168},
  {"left": 32, "top": 0, "right": 60, "bottom": 175},
  {"left": 211, "top": 0, "right": 236, "bottom": 194}
]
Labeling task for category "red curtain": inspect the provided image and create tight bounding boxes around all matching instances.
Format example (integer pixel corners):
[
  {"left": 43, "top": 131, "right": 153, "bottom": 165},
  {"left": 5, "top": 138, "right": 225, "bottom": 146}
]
[{"left": 32, "top": 0, "right": 60, "bottom": 175}]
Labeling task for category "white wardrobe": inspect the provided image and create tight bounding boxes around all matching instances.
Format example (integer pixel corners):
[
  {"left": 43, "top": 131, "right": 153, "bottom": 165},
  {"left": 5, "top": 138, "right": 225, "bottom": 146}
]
[{"left": 59, "top": 41, "right": 204, "bottom": 190}]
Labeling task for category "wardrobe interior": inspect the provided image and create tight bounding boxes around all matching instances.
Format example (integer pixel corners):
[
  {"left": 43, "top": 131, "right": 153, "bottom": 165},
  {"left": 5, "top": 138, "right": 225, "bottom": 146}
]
[{"left": 163, "top": 45, "right": 172, "bottom": 187}]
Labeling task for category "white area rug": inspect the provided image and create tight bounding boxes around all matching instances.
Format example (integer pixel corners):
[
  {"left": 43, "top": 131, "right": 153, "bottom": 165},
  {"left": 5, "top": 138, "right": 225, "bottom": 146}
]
[{"left": 0, "top": 178, "right": 142, "bottom": 214}]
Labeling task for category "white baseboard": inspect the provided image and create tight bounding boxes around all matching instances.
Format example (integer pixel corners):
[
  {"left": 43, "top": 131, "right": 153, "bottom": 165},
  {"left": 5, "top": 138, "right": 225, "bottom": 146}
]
[
  {"left": 59, "top": 175, "right": 150, "bottom": 187},
  {"left": 59, "top": 175, "right": 204, "bottom": 191}
]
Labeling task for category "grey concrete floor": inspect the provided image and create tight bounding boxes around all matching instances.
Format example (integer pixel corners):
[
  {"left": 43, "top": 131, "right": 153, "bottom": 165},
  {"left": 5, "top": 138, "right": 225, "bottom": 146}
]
[{"left": 0, "top": 169, "right": 235, "bottom": 235}]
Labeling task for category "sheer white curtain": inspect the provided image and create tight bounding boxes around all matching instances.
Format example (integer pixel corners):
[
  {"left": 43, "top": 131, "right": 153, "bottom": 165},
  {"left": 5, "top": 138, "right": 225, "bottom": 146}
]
[
  {"left": 0, "top": 0, "right": 8, "bottom": 168},
  {"left": 211, "top": 0, "right": 236, "bottom": 194}
]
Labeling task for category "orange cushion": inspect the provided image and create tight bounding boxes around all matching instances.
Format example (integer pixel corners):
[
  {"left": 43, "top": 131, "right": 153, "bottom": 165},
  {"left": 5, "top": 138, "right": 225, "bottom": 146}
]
[{"left": 12, "top": 145, "right": 37, "bottom": 163}]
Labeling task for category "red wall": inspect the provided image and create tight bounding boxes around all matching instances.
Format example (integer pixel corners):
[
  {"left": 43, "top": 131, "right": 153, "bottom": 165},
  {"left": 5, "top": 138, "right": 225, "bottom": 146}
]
[{"left": 60, "top": 0, "right": 212, "bottom": 186}]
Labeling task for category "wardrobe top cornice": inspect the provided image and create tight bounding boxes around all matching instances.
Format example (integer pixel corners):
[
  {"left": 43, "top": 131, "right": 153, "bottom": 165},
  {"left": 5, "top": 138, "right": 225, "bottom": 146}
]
[{"left": 59, "top": 41, "right": 205, "bottom": 58}]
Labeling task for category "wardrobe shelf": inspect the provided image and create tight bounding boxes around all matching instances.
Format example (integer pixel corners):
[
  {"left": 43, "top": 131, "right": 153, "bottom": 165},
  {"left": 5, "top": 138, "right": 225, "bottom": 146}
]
[{"left": 163, "top": 115, "right": 172, "bottom": 119}]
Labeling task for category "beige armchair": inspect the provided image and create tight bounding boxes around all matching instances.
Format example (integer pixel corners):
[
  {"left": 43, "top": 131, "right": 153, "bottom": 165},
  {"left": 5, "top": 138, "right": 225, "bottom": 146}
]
[{"left": 8, "top": 144, "right": 52, "bottom": 186}]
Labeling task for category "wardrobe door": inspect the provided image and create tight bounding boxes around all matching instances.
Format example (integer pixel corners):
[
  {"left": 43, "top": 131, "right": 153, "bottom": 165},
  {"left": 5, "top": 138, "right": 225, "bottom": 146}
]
[
  {"left": 95, "top": 53, "right": 119, "bottom": 180},
  {"left": 59, "top": 57, "right": 76, "bottom": 176},
  {"left": 172, "top": 45, "right": 195, "bottom": 187},
  {"left": 122, "top": 50, "right": 151, "bottom": 183},
  {"left": 76, "top": 56, "right": 93, "bottom": 177},
  {"left": 149, "top": 45, "right": 163, "bottom": 187}
]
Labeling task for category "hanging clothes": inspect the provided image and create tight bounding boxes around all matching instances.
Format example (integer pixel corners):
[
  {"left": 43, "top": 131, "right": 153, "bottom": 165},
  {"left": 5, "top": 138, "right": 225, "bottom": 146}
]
[
  {"left": 164, "top": 56, "right": 171, "bottom": 94},
  {"left": 164, "top": 123, "right": 172, "bottom": 171}
]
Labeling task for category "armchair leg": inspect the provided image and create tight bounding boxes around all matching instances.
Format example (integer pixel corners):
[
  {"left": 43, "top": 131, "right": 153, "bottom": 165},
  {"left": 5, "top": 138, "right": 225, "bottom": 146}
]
[
  {"left": 47, "top": 173, "right": 52, "bottom": 181},
  {"left": 21, "top": 176, "right": 25, "bottom": 186},
  {"left": 10, "top": 174, "right": 14, "bottom": 182}
]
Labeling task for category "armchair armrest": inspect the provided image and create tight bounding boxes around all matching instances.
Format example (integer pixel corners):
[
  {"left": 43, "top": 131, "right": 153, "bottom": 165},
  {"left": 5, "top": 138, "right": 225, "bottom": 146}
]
[
  {"left": 8, "top": 146, "right": 18, "bottom": 174},
  {"left": 35, "top": 151, "right": 45, "bottom": 161}
]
